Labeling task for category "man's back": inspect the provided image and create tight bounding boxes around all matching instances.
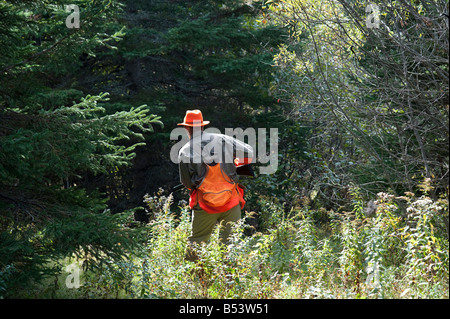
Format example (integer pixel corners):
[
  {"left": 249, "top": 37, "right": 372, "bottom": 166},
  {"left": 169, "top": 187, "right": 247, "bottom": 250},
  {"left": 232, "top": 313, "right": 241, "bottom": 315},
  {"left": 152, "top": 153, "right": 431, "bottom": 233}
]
[{"left": 178, "top": 132, "right": 253, "bottom": 190}]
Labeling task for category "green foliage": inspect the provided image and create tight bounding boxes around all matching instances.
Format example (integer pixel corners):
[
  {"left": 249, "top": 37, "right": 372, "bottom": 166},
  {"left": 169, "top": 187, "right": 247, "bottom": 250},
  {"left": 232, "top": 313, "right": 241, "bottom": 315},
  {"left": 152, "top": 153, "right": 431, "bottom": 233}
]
[
  {"left": 269, "top": 0, "right": 449, "bottom": 202},
  {"left": 115, "top": 0, "right": 285, "bottom": 110},
  {"left": 0, "top": 94, "right": 161, "bottom": 185},
  {"left": 53, "top": 0, "right": 291, "bottom": 209},
  {"left": 1, "top": 0, "right": 448, "bottom": 300},
  {"left": 13, "top": 190, "right": 447, "bottom": 299},
  {"left": 0, "top": 0, "right": 161, "bottom": 295}
]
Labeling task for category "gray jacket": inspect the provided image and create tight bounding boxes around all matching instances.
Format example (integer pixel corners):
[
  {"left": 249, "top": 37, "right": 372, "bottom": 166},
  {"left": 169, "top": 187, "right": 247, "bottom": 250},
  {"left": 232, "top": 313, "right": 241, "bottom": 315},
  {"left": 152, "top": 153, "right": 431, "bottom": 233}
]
[{"left": 178, "top": 132, "right": 254, "bottom": 190}]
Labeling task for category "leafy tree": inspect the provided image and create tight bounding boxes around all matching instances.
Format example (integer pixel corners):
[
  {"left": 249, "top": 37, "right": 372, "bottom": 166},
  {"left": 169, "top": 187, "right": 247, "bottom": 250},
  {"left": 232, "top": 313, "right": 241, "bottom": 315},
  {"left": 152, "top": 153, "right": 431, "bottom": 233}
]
[{"left": 269, "top": 0, "right": 448, "bottom": 204}]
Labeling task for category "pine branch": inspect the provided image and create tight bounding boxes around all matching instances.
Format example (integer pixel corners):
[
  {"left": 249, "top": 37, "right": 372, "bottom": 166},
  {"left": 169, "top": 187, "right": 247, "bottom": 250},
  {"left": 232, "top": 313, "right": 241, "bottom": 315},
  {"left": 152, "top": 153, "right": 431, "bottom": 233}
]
[{"left": 0, "top": 35, "right": 69, "bottom": 75}]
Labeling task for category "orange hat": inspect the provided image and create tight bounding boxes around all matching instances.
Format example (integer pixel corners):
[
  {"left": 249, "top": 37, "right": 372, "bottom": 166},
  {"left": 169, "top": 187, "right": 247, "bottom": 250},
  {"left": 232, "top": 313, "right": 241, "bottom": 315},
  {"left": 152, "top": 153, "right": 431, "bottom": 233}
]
[{"left": 177, "top": 109, "right": 210, "bottom": 127}]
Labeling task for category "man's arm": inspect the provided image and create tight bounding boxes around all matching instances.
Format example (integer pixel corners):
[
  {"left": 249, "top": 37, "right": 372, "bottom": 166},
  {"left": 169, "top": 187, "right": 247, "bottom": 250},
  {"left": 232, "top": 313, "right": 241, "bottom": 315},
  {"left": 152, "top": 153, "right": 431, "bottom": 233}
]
[
  {"left": 179, "top": 161, "right": 196, "bottom": 190},
  {"left": 178, "top": 149, "right": 207, "bottom": 190}
]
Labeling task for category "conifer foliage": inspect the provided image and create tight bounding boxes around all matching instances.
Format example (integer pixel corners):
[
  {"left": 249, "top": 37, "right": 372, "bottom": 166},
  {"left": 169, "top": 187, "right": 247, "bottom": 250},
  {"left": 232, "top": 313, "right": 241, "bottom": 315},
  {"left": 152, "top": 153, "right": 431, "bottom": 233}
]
[{"left": 0, "top": 0, "right": 161, "bottom": 291}]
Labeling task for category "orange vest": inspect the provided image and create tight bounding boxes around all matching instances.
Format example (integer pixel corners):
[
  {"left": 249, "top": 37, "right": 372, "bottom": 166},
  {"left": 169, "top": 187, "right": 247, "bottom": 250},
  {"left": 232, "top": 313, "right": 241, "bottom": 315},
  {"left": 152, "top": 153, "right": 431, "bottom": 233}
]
[{"left": 189, "top": 163, "right": 245, "bottom": 214}]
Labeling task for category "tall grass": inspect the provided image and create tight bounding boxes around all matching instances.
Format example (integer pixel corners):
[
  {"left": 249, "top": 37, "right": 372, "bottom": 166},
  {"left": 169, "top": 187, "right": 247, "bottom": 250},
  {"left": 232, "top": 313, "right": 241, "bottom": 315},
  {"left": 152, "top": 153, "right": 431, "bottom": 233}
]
[{"left": 7, "top": 190, "right": 448, "bottom": 299}]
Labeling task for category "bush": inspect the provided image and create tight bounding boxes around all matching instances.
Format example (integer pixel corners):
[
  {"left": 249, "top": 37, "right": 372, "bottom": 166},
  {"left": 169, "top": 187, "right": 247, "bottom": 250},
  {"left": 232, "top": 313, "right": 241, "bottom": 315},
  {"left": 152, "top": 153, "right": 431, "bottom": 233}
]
[{"left": 8, "top": 190, "right": 448, "bottom": 299}]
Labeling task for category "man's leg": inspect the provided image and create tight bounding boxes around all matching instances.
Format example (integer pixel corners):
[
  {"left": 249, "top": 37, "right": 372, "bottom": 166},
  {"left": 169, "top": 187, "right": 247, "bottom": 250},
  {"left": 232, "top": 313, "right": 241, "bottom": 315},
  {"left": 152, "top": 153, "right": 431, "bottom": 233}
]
[
  {"left": 217, "top": 204, "right": 241, "bottom": 245},
  {"left": 186, "top": 206, "right": 218, "bottom": 261}
]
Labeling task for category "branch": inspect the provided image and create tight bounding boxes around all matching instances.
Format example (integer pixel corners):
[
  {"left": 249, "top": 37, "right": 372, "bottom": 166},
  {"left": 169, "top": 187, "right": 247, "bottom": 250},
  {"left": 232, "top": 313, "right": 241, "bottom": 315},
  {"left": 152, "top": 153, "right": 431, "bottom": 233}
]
[{"left": 0, "top": 35, "right": 69, "bottom": 75}]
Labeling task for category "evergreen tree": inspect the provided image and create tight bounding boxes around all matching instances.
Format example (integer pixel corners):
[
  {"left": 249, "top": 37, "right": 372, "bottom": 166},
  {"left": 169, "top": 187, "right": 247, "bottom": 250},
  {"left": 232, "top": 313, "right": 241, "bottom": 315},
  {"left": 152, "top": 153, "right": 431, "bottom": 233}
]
[
  {"left": 0, "top": 0, "right": 161, "bottom": 293},
  {"left": 0, "top": 0, "right": 287, "bottom": 293},
  {"left": 86, "top": 0, "right": 288, "bottom": 208}
]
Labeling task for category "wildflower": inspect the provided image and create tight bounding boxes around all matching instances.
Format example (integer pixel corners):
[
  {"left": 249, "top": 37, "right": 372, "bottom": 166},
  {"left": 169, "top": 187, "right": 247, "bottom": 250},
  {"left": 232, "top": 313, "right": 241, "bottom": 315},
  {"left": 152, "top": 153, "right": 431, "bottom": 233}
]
[{"left": 377, "top": 192, "right": 393, "bottom": 202}]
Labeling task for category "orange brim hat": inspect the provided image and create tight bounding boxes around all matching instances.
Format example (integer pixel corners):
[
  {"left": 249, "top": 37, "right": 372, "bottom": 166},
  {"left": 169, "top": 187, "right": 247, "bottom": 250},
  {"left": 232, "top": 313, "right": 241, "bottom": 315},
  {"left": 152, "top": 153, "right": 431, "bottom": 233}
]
[{"left": 177, "top": 109, "right": 210, "bottom": 127}]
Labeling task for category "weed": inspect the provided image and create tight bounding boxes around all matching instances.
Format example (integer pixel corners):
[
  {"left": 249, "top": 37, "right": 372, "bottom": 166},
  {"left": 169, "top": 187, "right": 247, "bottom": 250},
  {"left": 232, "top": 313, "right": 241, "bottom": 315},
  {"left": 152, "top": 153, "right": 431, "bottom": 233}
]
[{"left": 8, "top": 191, "right": 448, "bottom": 299}]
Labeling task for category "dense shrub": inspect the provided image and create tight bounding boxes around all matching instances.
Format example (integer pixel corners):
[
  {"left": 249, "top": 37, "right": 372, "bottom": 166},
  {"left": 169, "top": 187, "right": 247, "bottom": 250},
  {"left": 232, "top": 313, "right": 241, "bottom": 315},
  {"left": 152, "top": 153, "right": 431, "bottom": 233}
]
[{"left": 9, "top": 189, "right": 447, "bottom": 299}]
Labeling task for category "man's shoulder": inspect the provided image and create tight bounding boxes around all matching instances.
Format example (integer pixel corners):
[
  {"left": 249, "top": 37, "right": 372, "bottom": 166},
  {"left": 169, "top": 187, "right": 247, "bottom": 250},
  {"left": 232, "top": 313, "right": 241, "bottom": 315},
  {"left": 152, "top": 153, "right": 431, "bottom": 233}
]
[
  {"left": 202, "top": 132, "right": 224, "bottom": 139},
  {"left": 204, "top": 132, "right": 233, "bottom": 143},
  {"left": 178, "top": 132, "right": 230, "bottom": 153},
  {"left": 179, "top": 139, "right": 191, "bottom": 151}
]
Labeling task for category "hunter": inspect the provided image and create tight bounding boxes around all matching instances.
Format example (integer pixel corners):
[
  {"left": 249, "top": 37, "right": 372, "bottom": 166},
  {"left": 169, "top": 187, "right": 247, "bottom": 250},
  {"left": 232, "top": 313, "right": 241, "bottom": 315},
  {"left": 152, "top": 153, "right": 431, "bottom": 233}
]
[{"left": 177, "top": 109, "right": 254, "bottom": 261}]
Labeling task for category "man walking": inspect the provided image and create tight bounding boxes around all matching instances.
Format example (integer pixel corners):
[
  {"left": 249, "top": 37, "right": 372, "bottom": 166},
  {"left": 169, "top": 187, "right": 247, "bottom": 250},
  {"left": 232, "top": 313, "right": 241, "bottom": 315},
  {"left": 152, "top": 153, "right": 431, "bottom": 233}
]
[{"left": 177, "top": 110, "right": 253, "bottom": 261}]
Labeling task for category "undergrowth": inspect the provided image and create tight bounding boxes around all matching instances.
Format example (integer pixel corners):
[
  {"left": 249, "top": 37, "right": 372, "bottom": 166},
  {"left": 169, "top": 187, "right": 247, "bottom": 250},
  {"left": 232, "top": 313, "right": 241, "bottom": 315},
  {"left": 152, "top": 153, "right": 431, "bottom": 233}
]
[{"left": 5, "top": 190, "right": 448, "bottom": 299}]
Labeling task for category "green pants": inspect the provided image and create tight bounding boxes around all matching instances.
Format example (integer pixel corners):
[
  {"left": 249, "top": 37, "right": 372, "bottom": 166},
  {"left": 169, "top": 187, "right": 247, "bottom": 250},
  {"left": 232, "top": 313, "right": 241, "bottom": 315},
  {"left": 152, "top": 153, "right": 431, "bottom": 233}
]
[{"left": 186, "top": 204, "right": 241, "bottom": 261}]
